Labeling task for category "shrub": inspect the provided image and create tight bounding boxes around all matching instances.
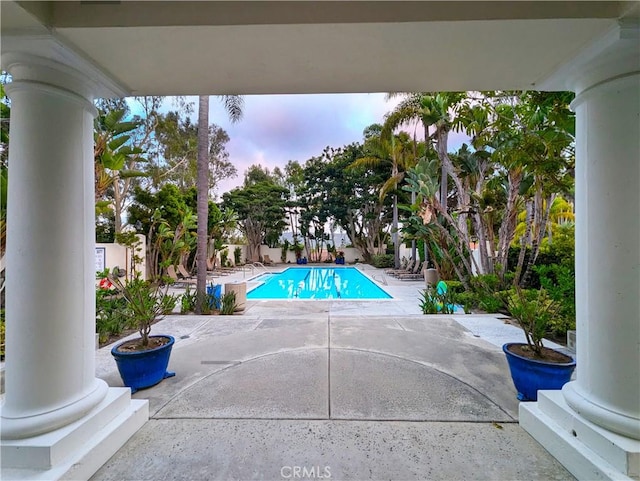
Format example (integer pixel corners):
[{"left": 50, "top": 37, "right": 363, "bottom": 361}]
[
  {"left": 505, "top": 287, "right": 561, "bottom": 357},
  {"left": 180, "top": 286, "right": 198, "bottom": 314},
  {"left": 470, "top": 274, "right": 502, "bottom": 292},
  {"left": 234, "top": 246, "right": 242, "bottom": 265},
  {"left": 371, "top": 254, "right": 394, "bottom": 268},
  {"left": 96, "top": 288, "right": 132, "bottom": 344},
  {"left": 451, "top": 292, "right": 478, "bottom": 314},
  {"left": 478, "top": 293, "right": 504, "bottom": 313},
  {"left": 534, "top": 263, "right": 575, "bottom": 336},
  {"left": 220, "top": 291, "right": 237, "bottom": 315},
  {"left": 420, "top": 289, "right": 439, "bottom": 314},
  {"left": 419, "top": 288, "right": 456, "bottom": 315},
  {"left": 445, "top": 280, "right": 465, "bottom": 294}
]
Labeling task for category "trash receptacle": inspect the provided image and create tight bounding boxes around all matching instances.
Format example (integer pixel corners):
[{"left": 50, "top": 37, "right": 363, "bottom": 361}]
[
  {"left": 425, "top": 268, "right": 439, "bottom": 287},
  {"left": 224, "top": 282, "right": 246, "bottom": 312},
  {"left": 207, "top": 283, "right": 222, "bottom": 309}
]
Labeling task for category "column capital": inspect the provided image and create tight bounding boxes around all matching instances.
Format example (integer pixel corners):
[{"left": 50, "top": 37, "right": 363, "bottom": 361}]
[
  {"left": 538, "top": 19, "right": 640, "bottom": 94},
  {"left": 1, "top": 33, "right": 130, "bottom": 99}
]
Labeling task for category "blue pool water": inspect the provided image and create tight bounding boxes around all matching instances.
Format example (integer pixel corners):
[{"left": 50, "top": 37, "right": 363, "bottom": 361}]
[{"left": 247, "top": 267, "right": 392, "bottom": 300}]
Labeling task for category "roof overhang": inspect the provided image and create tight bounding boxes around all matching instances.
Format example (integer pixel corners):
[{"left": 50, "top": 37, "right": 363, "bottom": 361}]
[{"left": 2, "top": 1, "right": 639, "bottom": 96}]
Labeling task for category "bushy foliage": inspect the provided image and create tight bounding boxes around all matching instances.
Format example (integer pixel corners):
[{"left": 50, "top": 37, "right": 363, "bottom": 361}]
[
  {"left": 420, "top": 288, "right": 455, "bottom": 315},
  {"left": 180, "top": 286, "right": 199, "bottom": 314},
  {"left": 108, "top": 275, "right": 178, "bottom": 348},
  {"left": 451, "top": 292, "right": 478, "bottom": 314},
  {"left": 504, "top": 287, "right": 561, "bottom": 356},
  {"left": 444, "top": 280, "right": 465, "bottom": 294},
  {"left": 96, "top": 286, "right": 133, "bottom": 344},
  {"left": 534, "top": 263, "right": 575, "bottom": 335},
  {"left": 220, "top": 291, "right": 237, "bottom": 315},
  {"left": 371, "top": 254, "right": 394, "bottom": 268}
]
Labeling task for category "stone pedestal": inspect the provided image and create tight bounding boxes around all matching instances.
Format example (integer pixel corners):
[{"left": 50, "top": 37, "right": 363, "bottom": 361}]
[
  {"left": 424, "top": 268, "right": 439, "bottom": 287},
  {"left": 225, "top": 282, "right": 247, "bottom": 312}
]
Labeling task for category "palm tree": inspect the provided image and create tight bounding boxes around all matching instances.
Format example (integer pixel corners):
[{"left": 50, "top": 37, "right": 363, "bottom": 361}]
[
  {"left": 196, "top": 95, "right": 243, "bottom": 313},
  {"left": 386, "top": 92, "right": 466, "bottom": 213},
  {"left": 349, "top": 122, "right": 416, "bottom": 268}
]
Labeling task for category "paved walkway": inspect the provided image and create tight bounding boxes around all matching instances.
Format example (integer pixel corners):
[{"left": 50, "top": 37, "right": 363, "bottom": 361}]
[{"left": 91, "top": 266, "right": 573, "bottom": 480}]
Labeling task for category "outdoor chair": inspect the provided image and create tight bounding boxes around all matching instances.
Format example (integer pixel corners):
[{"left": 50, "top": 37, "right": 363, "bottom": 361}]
[
  {"left": 390, "top": 259, "right": 420, "bottom": 278},
  {"left": 167, "top": 265, "right": 196, "bottom": 286},
  {"left": 263, "top": 255, "right": 274, "bottom": 265},
  {"left": 398, "top": 262, "right": 426, "bottom": 280},
  {"left": 177, "top": 264, "right": 195, "bottom": 280},
  {"left": 386, "top": 259, "right": 415, "bottom": 277},
  {"left": 204, "top": 258, "right": 232, "bottom": 277}
]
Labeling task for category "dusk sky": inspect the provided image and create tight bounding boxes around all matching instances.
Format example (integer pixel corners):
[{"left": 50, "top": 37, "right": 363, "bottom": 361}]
[{"left": 169, "top": 93, "right": 469, "bottom": 197}]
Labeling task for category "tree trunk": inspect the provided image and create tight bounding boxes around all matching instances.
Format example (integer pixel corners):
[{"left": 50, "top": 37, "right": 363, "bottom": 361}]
[
  {"left": 113, "top": 173, "right": 123, "bottom": 233},
  {"left": 521, "top": 191, "right": 556, "bottom": 286},
  {"left": 515, "top": 200, "right": 534, "bottom": 287},
  {"left": 392, "top": 194, "right": 400, "bottom": 268},
  {"left": 196, "top": 95, "right": 210, "bottom": 313},
  {"left": 496, "top": 168, "right": 523, "bottom": 280}
]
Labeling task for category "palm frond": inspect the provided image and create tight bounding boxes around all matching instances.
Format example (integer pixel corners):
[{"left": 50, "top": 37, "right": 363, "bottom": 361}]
[{"left": 220, "top": 95, "right": 244, "bottom": 123}]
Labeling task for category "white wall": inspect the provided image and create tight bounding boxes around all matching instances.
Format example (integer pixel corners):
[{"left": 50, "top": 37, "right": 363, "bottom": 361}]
[{"left": 96, "top": 234, "right": 146, "bottom": 280}]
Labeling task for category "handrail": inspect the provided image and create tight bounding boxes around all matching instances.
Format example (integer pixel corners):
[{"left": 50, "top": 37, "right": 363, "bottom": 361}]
[{"left": 371, "top": 273, "right": 388, "bottom": 285}]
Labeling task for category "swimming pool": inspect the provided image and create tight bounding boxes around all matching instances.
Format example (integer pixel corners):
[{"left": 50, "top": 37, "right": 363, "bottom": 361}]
[{"left": 247, "top": 267, "right": 392, "bottom": 300}]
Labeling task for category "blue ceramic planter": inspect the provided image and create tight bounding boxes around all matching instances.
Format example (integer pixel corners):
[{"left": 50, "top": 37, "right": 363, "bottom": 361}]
[
  {"left": 112, "top": 335, "right": 176, "bottom": 393},
  {"left": 503, "top": 343, "right": 575, "bottom": 401}
]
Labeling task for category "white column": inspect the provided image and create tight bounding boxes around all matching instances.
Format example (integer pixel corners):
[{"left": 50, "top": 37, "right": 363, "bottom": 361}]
[
  {"left": 564, "top": 70, "right": 640, "bottom": 440},
  {"left": 1, "top": 55, "right": 108, "bottom": 439},
  {"left": 519, "top": 21, "right": 640, "bottom": 481}
]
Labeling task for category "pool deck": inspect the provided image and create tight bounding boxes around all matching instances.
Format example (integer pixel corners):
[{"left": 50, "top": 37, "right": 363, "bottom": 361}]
[{"left": 88, "top": 264, "right": 574, "bottom": 480}]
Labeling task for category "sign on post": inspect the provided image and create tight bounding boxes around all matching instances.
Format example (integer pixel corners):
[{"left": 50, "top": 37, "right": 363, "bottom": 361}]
[{"left": 95, "top": 247, "right": 106, "bottom": 273}]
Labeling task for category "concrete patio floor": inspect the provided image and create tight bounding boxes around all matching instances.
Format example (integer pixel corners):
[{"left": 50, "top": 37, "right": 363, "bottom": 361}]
[{"left": 90, "top": 266, "right": 574, "bottom": 481}]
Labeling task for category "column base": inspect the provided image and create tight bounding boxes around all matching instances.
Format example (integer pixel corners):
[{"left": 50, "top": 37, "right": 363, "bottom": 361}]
[
  {"left": 520, "top": 390, "right": 640, "bottom": 481},
  {"left": 1, "top": 387, "right": 148, "bottom": 481}
]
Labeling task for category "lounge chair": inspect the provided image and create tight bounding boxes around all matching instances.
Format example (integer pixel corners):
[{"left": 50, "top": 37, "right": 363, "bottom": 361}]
[
  {"left": 390, "top": 260, "right": 420, "bottom": 278},
  {"left": 177, "top": 264, "right": 194, "bottom": 280},
  {"left": 167, "top": 265, "right": 196, "bottom": 286},
  {"left": 205, "top": 258, "right": 233, "bottom": 276},
  {"left": 398, "top": 262, "right": 426, "bottom": 280},
  {"left": 386, "top": 259, "right": 415, "bottom": 277},
  {"left": 263, "top": 254, "right": 274, "bottom": 265}
]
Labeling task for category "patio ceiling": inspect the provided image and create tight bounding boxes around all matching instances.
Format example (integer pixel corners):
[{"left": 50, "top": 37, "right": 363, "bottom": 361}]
[{"left": 1, "top": 1, "right": 638, "bottom": 96}]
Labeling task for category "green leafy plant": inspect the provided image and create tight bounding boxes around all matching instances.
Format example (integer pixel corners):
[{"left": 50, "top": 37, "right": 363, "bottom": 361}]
[
  {"left": 371, "top": 254, "right": 394, "bottom": 268},
  {"left": 96, "top": 287, "right": 131, "bottom": 343},
  {"left": 234, "top": 246, "right": 242, "bottom": 265},
  {"left": 478, "top": 293, "right": 503, "bottom": 313},
  {"left": 291, "top": 241, "right": 304, "bottom": 260},
  {"left": 504, "top": 287, "right": 561, "bottom": 358},
  {"left": 420, "top": 287, "right": 455, "bottom": 315},
  {"left": 220, "top": 249, "right": 229, "bottom": 268},
  {"left": 451, "top": 291, "right": 478, "bottom": 314},
  {"left": 220, "top": 291, "right": 237, "bottom": 315},
  {"left": 419, "top": 289, "right": 439, "bottom": 314},
  {"left": 109, "top": 274, "right": 178, "bottom": 348},
  {"left": 180, "top": 286, "right": 198, "bottom": 314},
  {"left": 534, "top": 263, "right": 575, "bottom": 336},
  {"left": 281, "top": 239, "right": 290, "bottom": 263}
]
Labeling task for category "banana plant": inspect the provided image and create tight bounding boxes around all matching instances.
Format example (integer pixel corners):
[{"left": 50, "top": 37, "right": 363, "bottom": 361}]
[{"left": 94, "top": 107, "right": 147, "bottom": 232}]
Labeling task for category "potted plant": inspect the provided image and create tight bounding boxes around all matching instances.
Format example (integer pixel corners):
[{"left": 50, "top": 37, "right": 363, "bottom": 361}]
[
  {"left": 291, "top": 242, "right": 304, "bottom": 264},
  {"left": 502, "top": 287, "right": 576, "bottom": 401},
  {"left": 109, "top": 274, "right": 178, "bottom": 393}
]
